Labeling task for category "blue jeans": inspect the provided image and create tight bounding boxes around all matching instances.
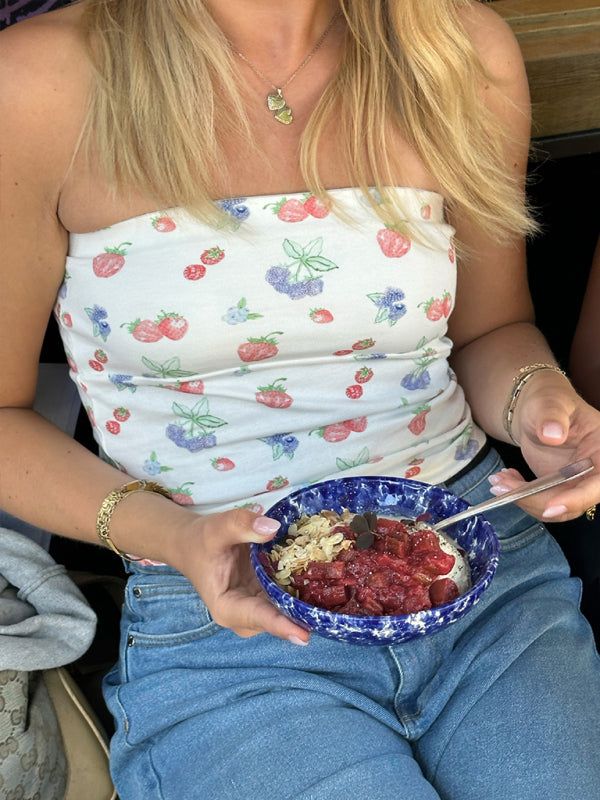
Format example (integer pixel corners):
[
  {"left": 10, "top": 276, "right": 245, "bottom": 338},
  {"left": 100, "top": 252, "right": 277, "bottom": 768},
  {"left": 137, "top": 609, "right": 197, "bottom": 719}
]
[{"left": 104, "top": 447, "right": 600, "bottom": 799}]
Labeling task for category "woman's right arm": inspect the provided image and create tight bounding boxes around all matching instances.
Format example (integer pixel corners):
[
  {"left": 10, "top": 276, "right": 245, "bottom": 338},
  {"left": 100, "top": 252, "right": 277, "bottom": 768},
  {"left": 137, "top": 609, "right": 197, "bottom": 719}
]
[{"left": 0, "top": 15, "right": 308, "bottom": 643}]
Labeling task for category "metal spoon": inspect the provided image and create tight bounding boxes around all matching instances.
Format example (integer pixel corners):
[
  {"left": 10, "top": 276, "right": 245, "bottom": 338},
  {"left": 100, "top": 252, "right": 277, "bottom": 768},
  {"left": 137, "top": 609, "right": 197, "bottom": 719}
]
[{"left": 432, "top": 457, "right": 595, "bottom": 531}]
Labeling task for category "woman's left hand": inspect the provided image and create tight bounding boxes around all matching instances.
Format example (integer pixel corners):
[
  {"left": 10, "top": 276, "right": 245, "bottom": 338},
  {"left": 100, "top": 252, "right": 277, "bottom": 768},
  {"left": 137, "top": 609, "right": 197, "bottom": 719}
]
[{"left": 489, "top": 385, "right": 600, "bottom": 522}]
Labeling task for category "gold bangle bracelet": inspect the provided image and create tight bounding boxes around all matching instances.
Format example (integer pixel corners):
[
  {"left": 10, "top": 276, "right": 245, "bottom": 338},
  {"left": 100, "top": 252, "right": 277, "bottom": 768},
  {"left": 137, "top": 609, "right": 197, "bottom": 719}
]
[
  {"left": 96, "top": 479, "right": 172, "bottom": 562},
  {"left": 502, "top": 363, "right": 567, "bottom": 446}
]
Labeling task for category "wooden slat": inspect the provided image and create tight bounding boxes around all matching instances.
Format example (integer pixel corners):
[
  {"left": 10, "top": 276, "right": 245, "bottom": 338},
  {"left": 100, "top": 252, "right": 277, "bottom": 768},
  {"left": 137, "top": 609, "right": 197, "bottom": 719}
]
[{"left": 493, "top": 0, "right": 600, "bottom": 138}]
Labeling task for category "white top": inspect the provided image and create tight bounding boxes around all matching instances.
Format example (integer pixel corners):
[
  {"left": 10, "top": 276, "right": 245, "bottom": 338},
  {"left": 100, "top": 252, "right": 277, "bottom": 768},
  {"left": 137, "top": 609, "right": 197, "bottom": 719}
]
[{"left": 56, "top": 187, "right": 485, "bottom": 519}]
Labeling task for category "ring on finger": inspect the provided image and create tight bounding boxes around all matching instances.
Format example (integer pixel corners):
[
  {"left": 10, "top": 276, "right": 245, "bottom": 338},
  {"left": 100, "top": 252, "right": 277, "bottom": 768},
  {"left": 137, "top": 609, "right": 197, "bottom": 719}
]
[{"left": 585, "top": 505, "right": 597, "bottom": 521}]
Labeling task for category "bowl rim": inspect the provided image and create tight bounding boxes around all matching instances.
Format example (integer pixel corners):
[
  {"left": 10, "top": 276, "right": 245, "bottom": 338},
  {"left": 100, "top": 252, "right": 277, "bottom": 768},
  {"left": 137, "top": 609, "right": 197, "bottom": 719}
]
[{"left": 250, "top": 474, "right": 500, "bottom": 625}]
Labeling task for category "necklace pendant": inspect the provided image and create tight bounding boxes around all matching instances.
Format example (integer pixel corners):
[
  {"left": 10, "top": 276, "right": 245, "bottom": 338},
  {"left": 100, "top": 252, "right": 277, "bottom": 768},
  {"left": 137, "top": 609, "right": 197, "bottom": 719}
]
[
  {"left": 274, "top": 105, "right": 293, "bottom": 124},
  {"left": 267, "top": 89, "right": 286, "bottom": 111},
  {"left": 267, "top": 89, "right": 293, "bottom": 124}
]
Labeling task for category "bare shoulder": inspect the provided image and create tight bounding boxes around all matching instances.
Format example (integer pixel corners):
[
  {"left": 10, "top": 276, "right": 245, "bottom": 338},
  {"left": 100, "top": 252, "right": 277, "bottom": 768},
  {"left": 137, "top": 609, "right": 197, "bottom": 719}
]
[
  {"left": 0, "top": 2, "right": 91, "bottom": 187},
  {"left": 458, "top": 1, "right": 527, "bottom": 85}
]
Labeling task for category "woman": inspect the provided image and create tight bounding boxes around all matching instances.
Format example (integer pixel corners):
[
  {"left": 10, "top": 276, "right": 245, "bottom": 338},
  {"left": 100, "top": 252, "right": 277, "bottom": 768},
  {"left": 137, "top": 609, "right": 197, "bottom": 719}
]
[{"left": 1, "top": 1, "right": 600, "bottom": 797}]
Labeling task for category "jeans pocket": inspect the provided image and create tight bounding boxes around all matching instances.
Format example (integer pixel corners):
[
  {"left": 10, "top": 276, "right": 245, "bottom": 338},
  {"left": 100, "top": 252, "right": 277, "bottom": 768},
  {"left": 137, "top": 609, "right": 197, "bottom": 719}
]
[{"left": 124, "top": 573, "right": 221, "bottom": 647}]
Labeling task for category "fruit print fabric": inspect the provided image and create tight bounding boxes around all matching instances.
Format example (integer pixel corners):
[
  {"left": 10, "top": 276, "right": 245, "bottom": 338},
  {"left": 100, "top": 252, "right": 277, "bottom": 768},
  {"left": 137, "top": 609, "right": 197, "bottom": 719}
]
[{"left": 56, "top": 187, "right": 485, "bottom": 524}]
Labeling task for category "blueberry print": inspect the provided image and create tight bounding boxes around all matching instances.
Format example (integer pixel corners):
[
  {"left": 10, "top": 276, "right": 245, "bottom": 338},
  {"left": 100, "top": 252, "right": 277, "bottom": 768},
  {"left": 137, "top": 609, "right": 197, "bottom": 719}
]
[
  {"left": 260, "top": 433, "right": 300, "bottom": 460},
  {"left": 85, "top": 304, "right": 111, "bottom": 341},
  {"left": 217, "top": 197, "right": 250, "bottom": 228},
  {"left": 166, "top": 399, "right": 227, "bottom": 452},
  {"left": 222, "top": 297, "right": 263, "bottom": 325},
  {"left": 401, "top": 344, "right": 437, "bottom": 391},
  {"left": 367, "top": 287, "right": 407, "bottom": 325},
  {"left": 109, "top": 374, "right": 137, "bottom": 393},
  {"left": 265, "top": 237, "right": 338, "bottom": 299},
  {"left": 143, "top": 451, "right": 173, "bottom": 476}
]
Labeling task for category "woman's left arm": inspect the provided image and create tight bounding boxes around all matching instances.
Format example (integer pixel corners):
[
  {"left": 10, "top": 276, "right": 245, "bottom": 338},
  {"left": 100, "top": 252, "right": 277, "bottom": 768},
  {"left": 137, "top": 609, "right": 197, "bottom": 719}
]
[{"left": 448, "top": 3, "right": 600, "bottom": 520}]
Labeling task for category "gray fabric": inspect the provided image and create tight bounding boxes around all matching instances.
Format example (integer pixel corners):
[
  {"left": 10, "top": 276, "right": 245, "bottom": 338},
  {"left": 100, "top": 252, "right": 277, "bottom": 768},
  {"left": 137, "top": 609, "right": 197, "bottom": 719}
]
[{"left": 0, "top": 528, "right": 97, "bottom": 670}]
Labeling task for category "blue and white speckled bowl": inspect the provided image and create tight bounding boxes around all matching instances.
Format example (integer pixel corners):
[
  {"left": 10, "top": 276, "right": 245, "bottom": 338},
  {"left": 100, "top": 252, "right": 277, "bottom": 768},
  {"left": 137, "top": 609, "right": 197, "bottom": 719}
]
[{"left": 250, "top": 475, "right": 499, "bottom": 645}]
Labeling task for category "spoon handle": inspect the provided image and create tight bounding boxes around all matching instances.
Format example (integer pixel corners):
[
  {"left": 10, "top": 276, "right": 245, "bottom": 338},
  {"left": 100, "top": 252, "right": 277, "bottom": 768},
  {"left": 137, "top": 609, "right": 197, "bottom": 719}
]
[{"left": 433, "top": 457, "right": 595, "bottom": 531}]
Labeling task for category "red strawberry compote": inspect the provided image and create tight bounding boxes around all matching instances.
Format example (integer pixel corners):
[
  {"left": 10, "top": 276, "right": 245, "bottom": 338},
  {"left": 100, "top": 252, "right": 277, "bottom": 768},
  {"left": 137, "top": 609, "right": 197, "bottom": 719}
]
[{"left": 266, "top": 510, "right": 471, "bottom": 616}]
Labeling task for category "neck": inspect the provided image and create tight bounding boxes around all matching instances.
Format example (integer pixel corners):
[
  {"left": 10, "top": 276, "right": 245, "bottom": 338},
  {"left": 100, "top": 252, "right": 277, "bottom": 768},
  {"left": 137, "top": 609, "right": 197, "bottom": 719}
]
[{"left": 203, "top": 0, "right": 342, "bottom": 73}]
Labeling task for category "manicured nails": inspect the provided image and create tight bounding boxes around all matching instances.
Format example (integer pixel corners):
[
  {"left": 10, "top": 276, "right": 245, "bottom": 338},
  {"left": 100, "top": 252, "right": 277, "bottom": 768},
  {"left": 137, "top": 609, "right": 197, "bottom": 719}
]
[
  {"left": 252, "top": 516, "right": 280, "bottom": 535},
  {"left": 542, "top": 422, "right": 565, "bottom": 440},
  {"left": 288, "top": 635, "right": 309, "bottom": 646},
  {"left": 489, "top": 484, "right": 511, "bottom": 496},
  {"left": 543, "top": 504, "right": 568, "bottom": 519}
]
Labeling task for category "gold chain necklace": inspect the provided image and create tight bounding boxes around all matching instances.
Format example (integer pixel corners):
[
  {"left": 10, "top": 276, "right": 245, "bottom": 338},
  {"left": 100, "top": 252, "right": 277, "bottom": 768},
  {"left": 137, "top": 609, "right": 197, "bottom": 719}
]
[{"left": 234, "top": 10, "right": 340, "bottom": 125}]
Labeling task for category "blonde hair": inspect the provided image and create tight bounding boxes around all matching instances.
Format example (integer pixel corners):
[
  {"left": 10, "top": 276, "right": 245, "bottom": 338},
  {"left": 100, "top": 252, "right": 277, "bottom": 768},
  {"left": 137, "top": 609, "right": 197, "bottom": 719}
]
[{"left": 80, "top": 0, "right": 534, "bottom": 240}]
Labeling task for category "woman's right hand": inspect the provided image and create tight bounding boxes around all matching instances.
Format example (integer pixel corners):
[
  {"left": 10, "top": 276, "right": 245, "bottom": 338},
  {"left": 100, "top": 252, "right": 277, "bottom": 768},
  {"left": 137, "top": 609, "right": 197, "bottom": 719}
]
[{"left": 166, "top": 508, "right": 310, "bottom": 645}]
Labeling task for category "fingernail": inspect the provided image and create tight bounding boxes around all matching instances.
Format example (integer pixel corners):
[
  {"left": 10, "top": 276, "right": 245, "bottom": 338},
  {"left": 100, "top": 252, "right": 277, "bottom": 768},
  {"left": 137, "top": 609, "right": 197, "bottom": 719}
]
[
  {"left": 252, "top": 516, "right": 280, "bottom": 535},
  {"left": 490, "top": 485, "right": 511, "bottom": 496},
  {"left": 288, "top": 635, "right": 309, "bottom": 646},
  {"left": 543, "top": 504, "right": 568, "bottom": 519},
  {"left": 542, "top": 422, "right": 564, "bottom": 440}
]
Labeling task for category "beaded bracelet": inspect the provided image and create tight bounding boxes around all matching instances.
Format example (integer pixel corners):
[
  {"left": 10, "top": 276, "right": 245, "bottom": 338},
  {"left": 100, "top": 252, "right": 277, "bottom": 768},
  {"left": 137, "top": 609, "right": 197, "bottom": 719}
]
[
  {"left": 96, "top": 479, "right": 172, "bottom": 561},
  {"left": 502, "top": 363, "right": 567, "bottom": 446}
]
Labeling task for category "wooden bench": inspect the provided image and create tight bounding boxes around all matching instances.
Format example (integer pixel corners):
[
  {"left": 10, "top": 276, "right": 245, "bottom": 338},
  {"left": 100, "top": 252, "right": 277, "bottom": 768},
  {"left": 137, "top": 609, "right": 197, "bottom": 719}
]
[{"left": 493, "top": 0, "right": 600, "bottom": 154}]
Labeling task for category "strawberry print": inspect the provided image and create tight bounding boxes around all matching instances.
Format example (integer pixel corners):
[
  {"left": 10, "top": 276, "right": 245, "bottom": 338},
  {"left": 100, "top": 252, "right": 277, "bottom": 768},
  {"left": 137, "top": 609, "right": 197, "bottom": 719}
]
[
  {"left": 265, "top": 237, "right": 338, "bottom": 299},
  {"left": 333, "top": 349, "right": 354, "bottom": 357},
  {"left": 266, "top": 475, "right": 289, "bottom": 491},
  {"left": 157, "top": 311, "right": 188, "bottom": 341},
  {"left": 352, "top": 338, "right": 375, "bottom": 351},
  {"left": 310, "top": 308, "right": 334, "bottom": 324},
  {"left": 405, "top": 458, "right": 425, "bottom": 478},
  {"left": 200, "top": 246, "right": 225, "bottom": 265},
  {"left": 113, "top": 407, "right": 130, "bottom": 422},
  {"left": 85, "top": 306, "right": 111, "bottom": 341},
  {"left": 169, "top": 482, "right": 195, "bottom": 505},
  {"left": 237, "top": 502, "right": 265, "bottom": 515},
  {"left": 106, "top": 420, "right": 121, "bottom": 435},
  {"left": 343, "top": 417, "right": 367, "bottom": 432},
  {"left": 265, "top": 197, "right": 308, "bottom": 222},
  {"left": 408, "top": 405, "right": 431, "bottom": 435},
  {"left": 420, "top": 203, "right": 432, "bottom": 220},
  {"left": 346, "top": 385, "right": 363, "bottom": 399},
  {"left": 183, "top": 264, "right": 206, "bottom": 281},
  {"left": 376, "top": 227, "right": 411, "bottom": 259},
  {"left": 61, "top": 312, "right": 73, "bottom": 328},
  {"left": 441, "top": 292, "right": 452, "bottom": 317},
  {"left": 89, "top": 359, "right": 104, "bottom": 372},
  {"left": 222, "top": 297, "right": 263, "bottom": 325},
  {"left": 93, "top": 242, "right": 132, "bottom": 277},
  {"left": 311, "top": 422, "right": 350, "bottom": 443},
  {"left": 419, "top": 292, "right": 452, "bottom": 321},
  {"left": 123, "top": 318, "right": 163, "bottom": 342},
  {"left": 143, "top": 451, "right": 173, "bottom": 476},
  {"left": 303, "top": 194, "right": 330, "bottom": 218},
  {"left": 211, "top": 457, "right": 235, "bottom": 471},
  {"left": 255, "top": 378, "right": 293, "bottom": 409},
  {"left": 260, "top": 433, "right": 299, "bottom": 460},
  {"left": 178, "top": 380, "right": 205, "bottom": 395},
  {"left": 237, "top": 332, "right": 283, "bottom": 362},
  {"left": 354, "top": 367, "right": 373, "bottom": 384},
  {"left": 165, "top": 398, "right": 227, "bottom": 452},
  {"left": 94, "top": 349, "right": 108, "bottom": 364},
  {"left": 448, "top": 241, "right": 456, "bottom": 263},
  {"left": 152, "top": 216, "right": 177, "bottom": 232},
  {"left": 367, "top": 287, "right": 407, "bottom": 325}
]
